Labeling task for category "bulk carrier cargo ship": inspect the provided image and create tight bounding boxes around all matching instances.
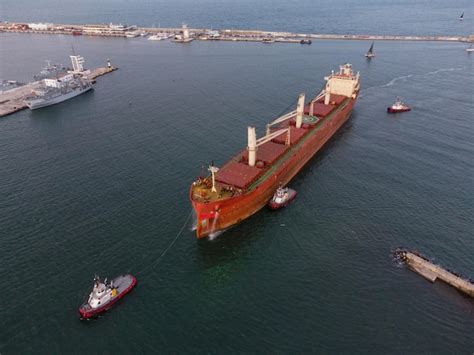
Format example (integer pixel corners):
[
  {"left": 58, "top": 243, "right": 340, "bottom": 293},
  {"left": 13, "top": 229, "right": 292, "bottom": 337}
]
[{"left": 190, "top": 63, "right": 360, "bottom": 238}]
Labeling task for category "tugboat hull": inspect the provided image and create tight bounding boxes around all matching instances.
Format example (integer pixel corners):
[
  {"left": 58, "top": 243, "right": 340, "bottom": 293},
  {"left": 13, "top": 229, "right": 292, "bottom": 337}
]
[
  {"left": 387, "top": 107, "right": 411, "bottom": 113},
  {"left": 79, "top": 274, "right": 136, "bottom": 319},
  {"left": 268, "top": 189, "right": 297, "bottom": 209}
]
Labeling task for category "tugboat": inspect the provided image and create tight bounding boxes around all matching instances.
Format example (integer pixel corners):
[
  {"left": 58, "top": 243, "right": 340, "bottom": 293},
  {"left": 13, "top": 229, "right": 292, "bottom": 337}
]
[
  {"left": 387, "top": 97, "right": 411, "bottom": 113},
  {"left": 268, "top": 186, "right": 297, "bottom": 209},
  {"left": 78, "top": 274, "right": 137, "bottom": 319}
]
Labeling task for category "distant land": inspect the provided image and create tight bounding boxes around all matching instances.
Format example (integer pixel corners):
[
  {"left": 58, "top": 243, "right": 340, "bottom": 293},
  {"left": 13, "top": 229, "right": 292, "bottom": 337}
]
[{"left": 1, "top": 21, "right": 473, "bottom": 43}]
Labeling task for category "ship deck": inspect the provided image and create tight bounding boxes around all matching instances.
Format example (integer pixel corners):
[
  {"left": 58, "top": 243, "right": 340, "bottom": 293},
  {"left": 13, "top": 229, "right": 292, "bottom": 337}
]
[{"left": 191, "top": 93, "right": 350, "bottom": 202}]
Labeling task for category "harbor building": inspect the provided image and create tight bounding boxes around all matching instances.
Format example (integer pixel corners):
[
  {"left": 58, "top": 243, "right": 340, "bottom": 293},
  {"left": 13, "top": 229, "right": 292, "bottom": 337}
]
[
  {"left": 82, "top": 23, "right": 137, "bottom": 36},
  {"left": 28, "top": 23, "right": 53, "bottom": 31}
]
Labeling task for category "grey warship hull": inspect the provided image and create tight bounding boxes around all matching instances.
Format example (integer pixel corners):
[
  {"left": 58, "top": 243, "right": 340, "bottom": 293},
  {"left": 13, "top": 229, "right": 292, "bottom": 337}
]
[{"left": 26, "top": 85, "right": 93, "bottom": 110}]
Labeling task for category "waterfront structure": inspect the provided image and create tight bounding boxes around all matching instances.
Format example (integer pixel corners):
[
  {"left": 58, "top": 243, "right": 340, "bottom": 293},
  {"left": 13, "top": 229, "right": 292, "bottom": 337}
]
[
  {"left": 172, "top": 24, "right": 194, "bottom": 43},
  {"left": 1, "top": 21, "right": 472, "bottom": 43},
  {"left": 28, "top": 23, "right": 52, "bottom": 31},
  {"left": 82, "top": 23, "right": 137, "bottom": 36},
  {"left": 190, "top": 64, "right": 360, "bottom": 238},
  {"left": 395, "top": 249, "right": 474, "bottom": 298}
]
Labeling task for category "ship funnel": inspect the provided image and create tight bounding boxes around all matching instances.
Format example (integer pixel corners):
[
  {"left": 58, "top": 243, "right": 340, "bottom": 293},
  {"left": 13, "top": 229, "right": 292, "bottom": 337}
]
[
  {"left": 247, "top": 126, "right": 257, "bottom": 167},
  {"left": 295, "top": 93, "right": 305, "bottom": 128}
]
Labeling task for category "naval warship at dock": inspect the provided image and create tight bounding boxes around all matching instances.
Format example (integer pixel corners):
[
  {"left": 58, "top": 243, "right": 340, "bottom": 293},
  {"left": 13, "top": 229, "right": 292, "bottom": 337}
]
[
  {"left": 190, "top": 63, "right": 360, "bottom": 238},
  {"left": 25, "top": 74, "right": 93, "bottom": 110}
]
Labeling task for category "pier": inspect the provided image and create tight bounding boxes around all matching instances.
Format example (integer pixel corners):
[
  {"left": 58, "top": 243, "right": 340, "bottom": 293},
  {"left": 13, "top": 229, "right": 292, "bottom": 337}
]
[
  {"left": 0, "top": 66, "right": 117, "bottom": 117},
  {"left": 396, "top": 249, "right": 474, "bottom": 298},
  {"left": 86, "top": 66, "right": 117, "bottom": 81},
  {"left": 0, "top": 83, "right": 40, "bottom": 116},
  {"left": 1, "top": 21, "right": 473, "bottom": 43}
]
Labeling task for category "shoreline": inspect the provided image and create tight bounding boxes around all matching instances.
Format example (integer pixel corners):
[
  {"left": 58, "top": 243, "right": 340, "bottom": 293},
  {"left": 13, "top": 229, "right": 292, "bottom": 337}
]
[{"left": 1, "top": 22, "right": 473, "bottom": 43}]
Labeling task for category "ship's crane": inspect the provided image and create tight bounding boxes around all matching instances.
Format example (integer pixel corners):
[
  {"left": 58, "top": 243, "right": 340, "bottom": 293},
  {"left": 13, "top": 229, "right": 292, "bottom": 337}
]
[
  {"left": 264, "top": 91, "right": 325, "bottom": 135},
  {"left": 247, "top": 126, "right": 291, "bottom": 167},
  {"left": 248, "top": 92, "right": 321, "bottom": 167},
  {"left": 208, "top": 165, "right": 219, "bottom": 192}
]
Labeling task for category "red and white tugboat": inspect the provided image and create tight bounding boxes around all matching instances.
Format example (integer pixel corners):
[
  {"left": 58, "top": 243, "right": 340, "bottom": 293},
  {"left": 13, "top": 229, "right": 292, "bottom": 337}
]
[
  {"left": 78, "top": 274, "right": 137, "bottom": 319},
  {"left": 268, "top": 186, "right": 297, "bottom": 209},
  {"left": 387, "top": 97, "right": 411, "bottom": 113}
]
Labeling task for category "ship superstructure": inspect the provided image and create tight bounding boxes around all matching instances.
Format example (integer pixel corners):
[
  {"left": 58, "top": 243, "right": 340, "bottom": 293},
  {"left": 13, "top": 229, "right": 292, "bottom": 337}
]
[
  {"left": 33, "top": 60, "right": 67, "bottom": 81},
  {"left": 190, "top": 64, "right": 360, "bottom": 238}
]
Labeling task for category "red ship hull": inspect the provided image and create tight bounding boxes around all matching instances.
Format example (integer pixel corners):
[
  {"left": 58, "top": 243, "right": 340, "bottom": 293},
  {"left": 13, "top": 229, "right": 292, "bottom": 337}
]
[
  {"left": 191, "top": 96, "right": 357, "bottom": 238},
  {"left": 78, "top": 276, "right": 137, "bottom": 319},
  {"left": 387, "top": 107, "right": 411, "bottom": 113}
]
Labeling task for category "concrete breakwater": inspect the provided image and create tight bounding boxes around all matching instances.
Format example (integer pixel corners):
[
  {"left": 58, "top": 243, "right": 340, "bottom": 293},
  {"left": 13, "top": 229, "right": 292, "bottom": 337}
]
[
  {"left": 1, "top": 21, "right": 473, "bottom": 43},
  {"left": 395, "top": 249, "right": 474, "bottom": 298}
]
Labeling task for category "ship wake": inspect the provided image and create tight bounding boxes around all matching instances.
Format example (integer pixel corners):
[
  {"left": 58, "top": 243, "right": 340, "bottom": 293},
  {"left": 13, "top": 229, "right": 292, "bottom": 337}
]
[
  {"left": 190, "top": 211, "right": 198, "bottom": 231},
  {"left": 360, "top": 67, "right": 463, "bottom": 98}
]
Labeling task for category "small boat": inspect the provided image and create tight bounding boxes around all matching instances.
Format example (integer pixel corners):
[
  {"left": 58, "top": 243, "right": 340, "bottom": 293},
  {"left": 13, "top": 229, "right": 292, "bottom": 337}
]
[
  {"left": 148, "top": 33, "right": 171, "bottom": 41},
  {"left": 300, "top": 39, "right": 312, "bottom": 45},
  {"left": 268, "top": 186, "right": 297, "bottom": 209},
  {"left": 78, "top": 274, "right": 136, "bottom": 319},
  {"left": 140, "top": 32, "right": 149, "bottom": 37},
  {"left": 72, "top": 30, "right": 82, "bottom": 36},
  {"left": 125, "top": 30, "right": 140, "bottom": 38},
  {"left": 459, "top": 12, "right": 464, "bottom": 21},
  {"left": 387, "top": 97, "right": 411, "bottom": 113},
  {"left": 466, "top": 45, "right": 474, "bottom": 52},
  {"left": 365, "top": 41, "right": 375, "bottom": 58},
  {"left": 262, "top": 37, "right": 275, "bottom": 43}
]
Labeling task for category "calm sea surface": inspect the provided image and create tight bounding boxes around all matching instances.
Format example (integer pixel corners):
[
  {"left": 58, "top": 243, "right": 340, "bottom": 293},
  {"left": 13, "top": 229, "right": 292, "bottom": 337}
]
[{"left": 1, "top": 1, "right": 473, "bottom": 353}]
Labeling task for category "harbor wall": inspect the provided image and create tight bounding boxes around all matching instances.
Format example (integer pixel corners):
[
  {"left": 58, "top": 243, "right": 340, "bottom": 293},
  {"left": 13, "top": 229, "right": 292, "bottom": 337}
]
[
  {"left": 1, "top": 21, "right": 473, "bottom": 43},
  {"left": 404, "top": 251, "right": 474, "bottom": 298}
]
